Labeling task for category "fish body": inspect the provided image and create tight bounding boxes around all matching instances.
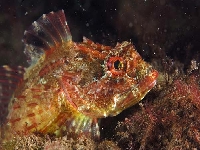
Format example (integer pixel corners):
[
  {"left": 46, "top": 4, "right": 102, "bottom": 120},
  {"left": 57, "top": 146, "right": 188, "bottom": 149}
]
[{"left": 1, "top": 10, "right": 158, "bottom": 141}]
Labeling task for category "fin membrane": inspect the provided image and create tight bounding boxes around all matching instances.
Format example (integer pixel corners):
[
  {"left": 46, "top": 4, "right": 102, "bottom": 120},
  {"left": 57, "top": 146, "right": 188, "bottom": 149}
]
[
  {"left": 0, "top": 66, "right": 24, "bottom": 124},
  {"left": 23, "top": 10, "right": 72, "bottom": 64},
  {"left": 63, "top": 114, "right": 100, "bottom": 140}
]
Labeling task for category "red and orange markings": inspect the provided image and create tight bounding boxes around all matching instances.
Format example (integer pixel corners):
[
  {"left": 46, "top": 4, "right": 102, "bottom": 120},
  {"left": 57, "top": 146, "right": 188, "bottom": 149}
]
[
  {"left": 76, "top": 44, "right": 106, "bottom": 59},
  {"left": 39, "top": 67, "right": 50, "bottom": 77},
  {"left": 38, "top": 109, "right": 44, "bottom": 114},
  {"left": 9, "top": 118, "right": 21, "bottom": 124},
  {"left": 27, "top": 102, "right": 38, "bottom": 108},
  {"left": 39, "top": 58, "right": 66, "bottom": 77},
  {"left": 30, "top": 88, "right": 42, "bottom": 92},
  {"left": 32, "top": 95, "right": 41, "bottom": 99},
  {"left": 16, "top": 95, "right": 26, "bottom": 99},
  {"left": 27, "top": 113, "right": 35, "bottom": 118},
  {"left": 26, "top": 123, "right": 38, "bottom": 131},
  {"left": 13, "top": 104, "right": 21, "bottom": 110}
]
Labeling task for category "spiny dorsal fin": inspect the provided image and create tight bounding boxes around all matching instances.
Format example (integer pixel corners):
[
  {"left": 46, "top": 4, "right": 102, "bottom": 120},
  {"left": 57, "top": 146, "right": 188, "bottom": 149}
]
[
  {"left": 0, "top": 66, "right": 25, "bottom": 124},
  {"left": 23, "top": 10, "right": 72, "bottom": 64}
]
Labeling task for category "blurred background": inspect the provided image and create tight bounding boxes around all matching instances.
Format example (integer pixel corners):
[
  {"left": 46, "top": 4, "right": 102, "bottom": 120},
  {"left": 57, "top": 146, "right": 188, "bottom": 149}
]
[{"left": 0, "top": 0, "right": 199, "bottom": 69}]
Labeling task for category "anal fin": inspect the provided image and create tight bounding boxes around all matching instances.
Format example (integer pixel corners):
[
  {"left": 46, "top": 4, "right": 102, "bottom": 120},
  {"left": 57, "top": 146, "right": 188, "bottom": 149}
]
[
  {"left": 91, "top": 118, "right": 100, "bottom": 140},
  {"left": 67, "top": 115, "right": 100, "bottom": 140},
  {"left": 46, "top": 109, "right": 101, "bottom": 140}
]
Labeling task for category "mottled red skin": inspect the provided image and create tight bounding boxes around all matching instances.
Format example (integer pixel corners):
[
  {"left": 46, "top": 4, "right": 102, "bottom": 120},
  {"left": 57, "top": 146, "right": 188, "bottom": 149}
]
[{"left": 2, "top": 10, "right": 158, "bottom": 142}]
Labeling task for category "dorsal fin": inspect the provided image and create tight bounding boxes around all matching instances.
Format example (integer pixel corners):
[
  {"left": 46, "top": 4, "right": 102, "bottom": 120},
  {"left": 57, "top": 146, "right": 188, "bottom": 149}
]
[
  {"left": 0, "top": 66, "right": 25, "bottom": 125},
  {"left": 23, "top": 10, "right": 72, "bottom": 64}
]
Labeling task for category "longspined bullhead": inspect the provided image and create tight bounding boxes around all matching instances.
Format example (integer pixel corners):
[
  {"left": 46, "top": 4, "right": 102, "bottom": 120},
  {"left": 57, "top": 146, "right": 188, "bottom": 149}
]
[{"left": 1, "top": 10, "right": 158, "bottom": 142}]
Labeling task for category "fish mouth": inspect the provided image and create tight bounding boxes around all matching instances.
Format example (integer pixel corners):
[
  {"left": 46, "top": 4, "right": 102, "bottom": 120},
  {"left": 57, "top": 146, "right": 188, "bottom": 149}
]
[{"left": 109, "top": 69, "right": 158, "bottom": 116}]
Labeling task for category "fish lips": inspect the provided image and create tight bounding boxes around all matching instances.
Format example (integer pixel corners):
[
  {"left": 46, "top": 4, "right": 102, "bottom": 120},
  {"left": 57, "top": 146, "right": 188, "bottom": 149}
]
[{"left": 109, "top": 69, "right": 158, "bottom": 116}]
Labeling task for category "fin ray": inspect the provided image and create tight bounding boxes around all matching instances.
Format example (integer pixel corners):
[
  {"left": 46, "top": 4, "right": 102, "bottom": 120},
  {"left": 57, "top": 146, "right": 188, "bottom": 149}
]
[
  {"left": 65, "top": 114, "right": 100, "bottom": 139},
  {"left": 23, "top": 10, "right": 72, "bottom": 64},
  {"left": 0, "top": 66, "right": 24, "bottom": 124}
]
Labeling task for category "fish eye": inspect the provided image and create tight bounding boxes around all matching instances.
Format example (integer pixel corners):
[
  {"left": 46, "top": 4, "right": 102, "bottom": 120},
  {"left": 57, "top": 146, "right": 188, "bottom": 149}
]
[
  {"left": 107, "top": 57, "right": 125, "bottom": 76},
  {"left": 114, "top": 60, "right": 123, "bottom": 70}
]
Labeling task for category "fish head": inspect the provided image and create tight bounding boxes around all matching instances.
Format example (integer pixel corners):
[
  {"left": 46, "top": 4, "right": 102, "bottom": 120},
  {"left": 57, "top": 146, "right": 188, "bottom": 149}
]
[
  {"left": 69, "top": 40, "right": 158, "bottom": 118},
  {"left": 104, "top": 41, "right": 158, "bottom": 116}
]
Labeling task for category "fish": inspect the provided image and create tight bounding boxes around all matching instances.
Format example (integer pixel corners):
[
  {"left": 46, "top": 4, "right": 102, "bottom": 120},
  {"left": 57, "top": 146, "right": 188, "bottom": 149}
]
[{"left": 1, "top": 10, "right": 158, "bottom": 142}]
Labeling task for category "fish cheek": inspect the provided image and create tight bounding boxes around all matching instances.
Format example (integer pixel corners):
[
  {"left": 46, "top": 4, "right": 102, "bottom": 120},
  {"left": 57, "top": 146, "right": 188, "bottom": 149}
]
[{"left": 78, "top": 60, "right": 105, "bottom": 87}]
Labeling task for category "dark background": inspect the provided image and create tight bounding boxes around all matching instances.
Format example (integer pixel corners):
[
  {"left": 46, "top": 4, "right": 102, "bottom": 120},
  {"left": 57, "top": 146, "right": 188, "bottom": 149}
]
[
  {"left": 0, "top": 1, "right": 199, "bottom": 147},
  {"left": 0, "top": 0, "right": 199, "bottom": 69}
]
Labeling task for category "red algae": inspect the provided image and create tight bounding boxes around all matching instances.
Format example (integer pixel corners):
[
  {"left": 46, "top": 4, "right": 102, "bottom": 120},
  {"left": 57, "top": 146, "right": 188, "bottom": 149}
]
[
  {"left": 1, "top": 134, "right": 121, "bottom": 150},
  {"left": 115, "top": 72, "right": 200, "bottom": 149}
]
